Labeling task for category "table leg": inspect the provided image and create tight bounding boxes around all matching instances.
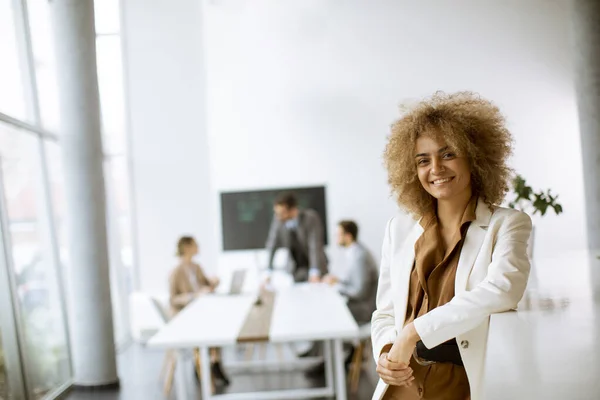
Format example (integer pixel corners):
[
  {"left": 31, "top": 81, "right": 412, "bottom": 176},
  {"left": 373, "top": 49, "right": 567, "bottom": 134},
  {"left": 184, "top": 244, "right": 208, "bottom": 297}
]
[
  {"left": 200, "top": 346, "right": 213, "bottom": 400},
  {"left": 324, "top": 340, "right": 334, "bottom": 394},
  {"left": 333, "top": 339, "right": 347, "bottom": 400},
  {"left": 175, "top": 350, "right": 189, "bottom": 399}
]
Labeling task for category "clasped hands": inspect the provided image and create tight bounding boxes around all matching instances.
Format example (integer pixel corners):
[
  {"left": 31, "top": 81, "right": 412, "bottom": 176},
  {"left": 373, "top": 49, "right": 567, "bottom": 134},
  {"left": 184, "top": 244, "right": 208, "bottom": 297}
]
[{"left": 376, "top": 322, "right": 420, "bottom": 387}]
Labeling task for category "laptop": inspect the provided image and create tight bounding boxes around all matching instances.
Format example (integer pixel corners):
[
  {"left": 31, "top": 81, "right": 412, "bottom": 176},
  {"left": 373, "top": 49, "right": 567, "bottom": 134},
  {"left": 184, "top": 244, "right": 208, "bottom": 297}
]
[{"left": 229, "top": 269, "right": 247, "bottom": 295}]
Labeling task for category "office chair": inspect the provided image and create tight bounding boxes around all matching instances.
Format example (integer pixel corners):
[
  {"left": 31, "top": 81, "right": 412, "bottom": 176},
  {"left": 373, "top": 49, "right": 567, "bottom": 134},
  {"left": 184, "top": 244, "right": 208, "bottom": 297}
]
[
  {"left": 347, "top": 322, "right": 372, "bottom": 393},
  {"left": 150, "top": 297, "right": 215, "bottom": 396}
]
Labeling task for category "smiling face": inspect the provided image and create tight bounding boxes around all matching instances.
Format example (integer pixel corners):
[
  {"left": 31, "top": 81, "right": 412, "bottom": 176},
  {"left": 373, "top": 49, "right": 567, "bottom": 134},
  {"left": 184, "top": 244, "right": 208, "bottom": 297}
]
[{"left": 414, "top": 134, "right": 472, "bottom": 202}]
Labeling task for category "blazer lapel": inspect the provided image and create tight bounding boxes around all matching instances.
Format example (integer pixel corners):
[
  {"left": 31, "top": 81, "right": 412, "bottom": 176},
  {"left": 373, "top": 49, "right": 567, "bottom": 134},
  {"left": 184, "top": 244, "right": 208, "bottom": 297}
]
[
  {"left": 455, "top": 199, "right": 493, "bottom": 293},
  {"left": 295, "top": 210, "right": 307, "bottom": 245},
  {"left": 177, "top": 266, "right": 192, "bottom": 294},
  {"left": 394, "top": 221, "right": 424, "bottom": 325}
]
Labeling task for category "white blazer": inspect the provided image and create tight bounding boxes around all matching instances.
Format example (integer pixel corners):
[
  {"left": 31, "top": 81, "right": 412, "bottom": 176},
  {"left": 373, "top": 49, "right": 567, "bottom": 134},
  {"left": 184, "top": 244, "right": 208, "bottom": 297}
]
[{"left": 371, "top": 199, "right": 532, "bottom": 400}]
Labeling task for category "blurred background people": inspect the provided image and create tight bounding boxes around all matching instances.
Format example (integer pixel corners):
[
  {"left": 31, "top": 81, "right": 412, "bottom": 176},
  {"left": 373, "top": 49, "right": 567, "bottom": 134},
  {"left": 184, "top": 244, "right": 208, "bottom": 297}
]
[
  {"left": 169, "top": 236, "right": 230, "bottom": 386},
  {"left": 323, "top": 220, "right": 378, "bottom": 325},
  {"left": 265, "top": 192, "right": 328, "bottom": 283},
  {"left": 308, "top": 220, "right": 378, "bottom": 376}
]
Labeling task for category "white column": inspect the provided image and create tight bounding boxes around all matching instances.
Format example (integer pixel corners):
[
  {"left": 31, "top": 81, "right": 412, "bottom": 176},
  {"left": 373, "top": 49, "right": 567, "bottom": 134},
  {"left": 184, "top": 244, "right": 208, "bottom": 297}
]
[
  {"left": 571, "top": 0, "right": 600, "bottom": 250},
  {"left": 49, "top": 0, "right": 118, "bottom": 386}
]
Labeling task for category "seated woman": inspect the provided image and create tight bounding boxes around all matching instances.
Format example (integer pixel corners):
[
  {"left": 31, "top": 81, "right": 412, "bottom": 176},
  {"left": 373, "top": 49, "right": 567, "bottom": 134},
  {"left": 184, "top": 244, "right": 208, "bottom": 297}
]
[
  {"left": 169, "top": 236, "right": 230, "bottom": 386},
  {"left": 372, "top": 92, "right": 532, "bottom": 400}
]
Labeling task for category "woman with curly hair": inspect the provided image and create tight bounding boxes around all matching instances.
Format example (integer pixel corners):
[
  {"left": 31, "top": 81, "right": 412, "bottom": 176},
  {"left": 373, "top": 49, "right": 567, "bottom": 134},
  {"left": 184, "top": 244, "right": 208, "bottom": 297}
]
[{"left": 371, "top": 92, "right": 532, "bottom": 400}]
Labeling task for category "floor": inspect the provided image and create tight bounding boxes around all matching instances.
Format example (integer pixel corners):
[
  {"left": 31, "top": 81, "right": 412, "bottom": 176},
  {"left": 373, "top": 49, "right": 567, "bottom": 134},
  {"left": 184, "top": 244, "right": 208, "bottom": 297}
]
[{"left": 66, "top": 343, "right": 377, "bottom": 400}]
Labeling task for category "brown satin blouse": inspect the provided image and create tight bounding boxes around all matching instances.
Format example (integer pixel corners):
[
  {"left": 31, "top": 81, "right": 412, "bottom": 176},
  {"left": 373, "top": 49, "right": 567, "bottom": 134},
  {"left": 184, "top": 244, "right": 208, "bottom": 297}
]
[{"left": 383, "top": 196, "right": 477, "bottom": 400}]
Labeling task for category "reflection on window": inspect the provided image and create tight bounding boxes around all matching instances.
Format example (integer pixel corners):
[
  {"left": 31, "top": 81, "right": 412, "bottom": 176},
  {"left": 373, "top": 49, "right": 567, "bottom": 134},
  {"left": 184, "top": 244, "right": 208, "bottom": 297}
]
[
  {"left": 27, "top": 0, "right": 60, "bottom": 131},
  {"left": 44, "top": 142, "right": 70, "bottom": 297},
  {"left": 0, "top": 123, "right": 71, "bottom": 399},
  {"left": 0, "top": 1, "right": 27, "bottom": 120}
]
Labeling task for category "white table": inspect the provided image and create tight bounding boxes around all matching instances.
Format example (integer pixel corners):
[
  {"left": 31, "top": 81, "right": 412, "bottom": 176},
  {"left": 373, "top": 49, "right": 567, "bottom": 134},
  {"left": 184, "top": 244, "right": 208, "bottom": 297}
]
[
  {"left": 483, "top": 249, "right": 600, "bottom": 399},
  {"left": 148, "top": 283, "right": 359, "bottom": 400}
]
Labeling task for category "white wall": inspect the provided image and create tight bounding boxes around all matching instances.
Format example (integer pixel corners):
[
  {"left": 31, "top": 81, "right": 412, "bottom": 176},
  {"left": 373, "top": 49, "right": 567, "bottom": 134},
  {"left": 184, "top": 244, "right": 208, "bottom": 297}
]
[
  {"left": 203, "top": 0, "right": 585, "bottom": 269},
  {"left": 121, "top": 0, "right": 217, "bottom": 293},
  {"left": 123, "top": 0, "right": 586, "bottom": 293}
]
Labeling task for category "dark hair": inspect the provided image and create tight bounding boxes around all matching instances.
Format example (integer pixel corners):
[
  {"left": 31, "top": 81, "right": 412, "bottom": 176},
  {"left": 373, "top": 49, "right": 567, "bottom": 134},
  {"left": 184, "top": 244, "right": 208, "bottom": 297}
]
[
  {"left": 338, "top": 220, "right": 358, "bottom": 241},
  {"left": 274, "top": 192, "right": 298, "bottom": 209},
  {"left": 176, "top": 236, "right": 195, "bottom": 257}
]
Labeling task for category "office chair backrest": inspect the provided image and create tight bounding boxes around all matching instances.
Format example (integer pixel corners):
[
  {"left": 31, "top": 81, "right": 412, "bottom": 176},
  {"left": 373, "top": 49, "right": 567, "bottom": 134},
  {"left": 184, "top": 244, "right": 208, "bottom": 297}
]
[{"left": 150, "top": 296, "right": 170, "bottom": 324}]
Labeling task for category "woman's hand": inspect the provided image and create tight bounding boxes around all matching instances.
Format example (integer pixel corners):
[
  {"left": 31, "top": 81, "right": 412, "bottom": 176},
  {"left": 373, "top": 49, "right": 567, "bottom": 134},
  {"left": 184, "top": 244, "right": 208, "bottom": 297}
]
[
  {"left": 388, "top": 322, "right": 420, "bottom": 364},
  {"left": 322, "top": 274, "right": 338, "bottom": 285},
  {"left": 378, "top": 322, "right": 421, "bottom": 386},
  {"left": 195, "top": 286, "right": 214, "bottom": 298},
  {"left": 209, "top": 277, "right": 220, "bottom": 288},
  {"left": 376, "top": 352, "right": 414, "bottom": 387}
]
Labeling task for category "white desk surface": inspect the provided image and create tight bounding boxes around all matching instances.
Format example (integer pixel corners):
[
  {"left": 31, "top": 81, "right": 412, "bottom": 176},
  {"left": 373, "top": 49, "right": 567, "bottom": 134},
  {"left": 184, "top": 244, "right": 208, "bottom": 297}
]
[
  {"left": 270, "top": 283, "right": 359, "bottom": 342},
  {"left": 483, "top": 249, "right": 600, "bottom": 400},
  {"left": 147, "top": 283, "right": 358, "bottom": 348},
  {"left": 148, "top": 294, "right": 257, "bottom": 348}
]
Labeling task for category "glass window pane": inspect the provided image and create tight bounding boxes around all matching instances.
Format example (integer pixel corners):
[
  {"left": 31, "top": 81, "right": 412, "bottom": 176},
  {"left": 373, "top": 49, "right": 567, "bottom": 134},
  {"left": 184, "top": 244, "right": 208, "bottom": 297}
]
[
  {"left": 94, "top": 0, "right": 121, "bottom": 35},
  {"left": 27, "top": 0, "right": 60, "bottom": 132},
  {"left": 97, "top": 36, "right": 126, "bottom": 155},
  {"left": 0, "top": 0, "right": 28, "bottom": 120},
  {"left": 0, "top": 123, "right": 71, "bottom": 399},
  {"left": 44, "top": 142, "right": 69, "bottom": 299}
]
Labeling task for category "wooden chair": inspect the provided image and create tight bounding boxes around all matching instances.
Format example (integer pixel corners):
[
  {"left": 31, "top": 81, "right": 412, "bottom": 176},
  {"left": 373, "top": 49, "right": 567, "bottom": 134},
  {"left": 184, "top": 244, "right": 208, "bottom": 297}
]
[
  {"left": 151, "top": 297, "right": 215, "bottom": 396},
  {"left": 347, "top": 323, "right": 372, "bottom": 393}
]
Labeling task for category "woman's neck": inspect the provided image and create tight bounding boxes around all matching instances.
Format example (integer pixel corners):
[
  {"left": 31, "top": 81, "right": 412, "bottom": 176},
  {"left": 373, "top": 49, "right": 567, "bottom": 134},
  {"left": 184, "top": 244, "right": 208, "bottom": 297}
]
[
  {"left": 436, "top": 188, "right": 473, "bottom": 230},
  {"left": 180, "top": 255, "right": 194, "bottom": 265}
]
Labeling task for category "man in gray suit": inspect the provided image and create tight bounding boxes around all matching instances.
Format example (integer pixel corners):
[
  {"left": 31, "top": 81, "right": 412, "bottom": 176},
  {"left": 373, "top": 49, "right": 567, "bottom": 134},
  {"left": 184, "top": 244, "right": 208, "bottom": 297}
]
[
  {"left": 322, "top": 220, "right": 378, "bottom": 325},
  {"left": 265, "top": 192, "right": 328, "bottom": 283}
]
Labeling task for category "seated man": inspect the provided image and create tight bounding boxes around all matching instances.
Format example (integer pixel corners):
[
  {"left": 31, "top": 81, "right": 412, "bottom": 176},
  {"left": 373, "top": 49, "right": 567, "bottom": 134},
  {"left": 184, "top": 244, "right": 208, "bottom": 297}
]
[
  {"left": 306, "top": 221, "right": 378, "bottom": 377},
  {"left": 322, "top": 220, "right": 378, "bottom": 326}
]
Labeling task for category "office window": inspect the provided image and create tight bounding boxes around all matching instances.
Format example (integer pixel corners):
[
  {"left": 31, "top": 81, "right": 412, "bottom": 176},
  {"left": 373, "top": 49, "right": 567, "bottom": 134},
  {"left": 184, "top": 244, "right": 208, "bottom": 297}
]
[
  {"left": 27, "top": 0, "right": 60, "bottom": 131},
  {"left": 0, "top": 0, "right": 28, "bottom": 120},
  {"left": 0, "top": 123, "right": 71, "bottom": 400},
  {"left": 27, "top": 0, "right": 127, "bottom": 149},
  {"left": 25, "top": 0, "right": 134, "bottom": 347}
]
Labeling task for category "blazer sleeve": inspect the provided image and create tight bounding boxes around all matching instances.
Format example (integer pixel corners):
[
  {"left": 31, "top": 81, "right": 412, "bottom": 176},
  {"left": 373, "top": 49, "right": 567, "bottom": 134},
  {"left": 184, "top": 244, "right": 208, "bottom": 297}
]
[
  {"left": 413, "top": 211, "right": 532, "bottom": 349},
  {"left": 169, "top": 269, "right": 190, "bottom": 309},
  {"left": 371, "top": 217, "right": 398, "bottom": 361},
  {"left": 265, "top": 217, "right": 281, "bottom": 270},
  {"left": 194, "top": 264, "right": 211, "bottom": 287}
]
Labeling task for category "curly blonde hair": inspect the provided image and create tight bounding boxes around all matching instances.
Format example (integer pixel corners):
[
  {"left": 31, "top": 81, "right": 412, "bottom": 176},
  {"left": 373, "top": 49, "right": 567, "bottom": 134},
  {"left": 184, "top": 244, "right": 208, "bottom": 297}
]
[{"left": 384, "top": 91, "right": 513, "bottom": 217}]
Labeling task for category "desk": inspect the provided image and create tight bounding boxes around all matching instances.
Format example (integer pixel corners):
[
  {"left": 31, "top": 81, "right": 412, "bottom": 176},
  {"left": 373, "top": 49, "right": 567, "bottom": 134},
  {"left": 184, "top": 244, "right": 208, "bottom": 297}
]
[
  {"left": 483, "top": 250, "right": 600, "bottom": 399},
  {"left": 148, "top": 284, "right": 359, "bottom": 400}
]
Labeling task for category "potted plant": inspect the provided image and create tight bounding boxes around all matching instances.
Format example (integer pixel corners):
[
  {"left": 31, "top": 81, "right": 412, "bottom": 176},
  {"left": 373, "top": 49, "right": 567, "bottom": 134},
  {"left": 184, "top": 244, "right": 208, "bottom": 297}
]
[{"left": 507, "top": 174, "right": 563, "bottom": 258}]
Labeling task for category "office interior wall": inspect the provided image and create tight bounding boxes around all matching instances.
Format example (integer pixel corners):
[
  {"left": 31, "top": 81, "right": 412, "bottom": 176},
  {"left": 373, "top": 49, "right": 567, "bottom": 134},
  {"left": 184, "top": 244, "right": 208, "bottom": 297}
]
[{"left": 123, "top": 0, "right": 584, "bottom": 293}]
